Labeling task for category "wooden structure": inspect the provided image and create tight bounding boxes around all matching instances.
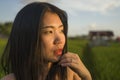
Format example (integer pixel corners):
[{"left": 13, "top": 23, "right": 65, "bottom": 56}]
[
  {"left": 116, "top": 37, "right": 120, "bottom": 42},
  {"left": 88, "top": 31, "right": 114, "bottom": 46}
]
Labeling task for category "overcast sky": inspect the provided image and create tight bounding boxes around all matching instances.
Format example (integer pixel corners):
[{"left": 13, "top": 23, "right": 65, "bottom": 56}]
[{"left": 0, "top": 0, "right": 120, "bottom": 37}]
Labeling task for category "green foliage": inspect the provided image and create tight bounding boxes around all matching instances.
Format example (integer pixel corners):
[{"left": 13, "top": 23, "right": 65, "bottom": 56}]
[
  {"left": 0, "top": 22, "right": 12, "bottom": 36},
  {"left": 68, "top": 39, "right": 120, "bottom": 80},
  {"left": 0, "top": 38, "right": 7, "bottom": 57},
  {"left": 91, "top": 44, "right": 120, "bottom": 80},
  {"left": 0, "top": 38, "right": 7, "bottom": 78},
  {"left": 67, "top": 38, "right": 88, "bottom": 57}
]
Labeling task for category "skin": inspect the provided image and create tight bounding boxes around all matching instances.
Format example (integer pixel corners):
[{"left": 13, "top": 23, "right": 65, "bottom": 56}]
[
  {"left": 41, "top": 11, "right": 65, "bottom": 63},
  {"left": 41, "top": 11, "right": 92, "bottom": 80}
]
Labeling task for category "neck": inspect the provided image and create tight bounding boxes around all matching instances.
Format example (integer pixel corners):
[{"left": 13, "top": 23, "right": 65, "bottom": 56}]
[
  {"left": 48, "top": 62, "right": 52, "bottom": 69},
  {"left": 44, "top": 62, "right": 52, "bottom": 72},
  {"left": 39, "top": 62, "right": 52, "bottom": 80}
]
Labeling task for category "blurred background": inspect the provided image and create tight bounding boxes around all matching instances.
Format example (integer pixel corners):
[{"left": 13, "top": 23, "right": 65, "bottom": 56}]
[{"left": 0, "top": 0, "right": 120, "bottom": 80}]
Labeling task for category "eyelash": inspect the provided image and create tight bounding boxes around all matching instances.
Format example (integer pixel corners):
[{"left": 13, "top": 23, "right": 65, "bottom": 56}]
[
  {"left": 44, "top": 30, "right": 53, "bottom": 34},
  {"left": 61, "top": 29, "right": 64, "bottom": 33},
  {"left": 43, "top": 29, "right": 64, "bottom": 35}
]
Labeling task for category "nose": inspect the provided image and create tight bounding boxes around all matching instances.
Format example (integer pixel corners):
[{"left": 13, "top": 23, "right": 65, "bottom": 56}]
[{"left": 53, "top": 32, "right": 62, "bottom": 45}]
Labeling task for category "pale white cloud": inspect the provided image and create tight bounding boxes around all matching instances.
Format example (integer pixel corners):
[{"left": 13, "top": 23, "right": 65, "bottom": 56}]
[
  {"left": 53, "top": 0, "right": 120, "bottom": 15},
  {"left": 20, "top": 0, "right": 120, "bottom": 15},
  {"left": 89, "top": 23, "right": 97, "bottom": 30}
]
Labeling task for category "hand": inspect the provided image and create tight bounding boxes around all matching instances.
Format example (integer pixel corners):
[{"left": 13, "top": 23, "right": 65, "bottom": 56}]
[{"left": 59, "top": 52, "right": 92, "bottom": 80}]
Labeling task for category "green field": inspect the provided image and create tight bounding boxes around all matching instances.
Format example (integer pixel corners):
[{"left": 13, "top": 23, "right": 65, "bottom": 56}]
[
  {"left": 0, "top": 38, "right": 7, "bottom": 78},
  {"left": 0, "top": 38, "right": 120, "bottom": 80},
  {"left": 68, "top": 39, "right": 120, "bottom": 80}
]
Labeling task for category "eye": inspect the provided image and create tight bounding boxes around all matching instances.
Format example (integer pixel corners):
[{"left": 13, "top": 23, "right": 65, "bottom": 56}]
[
  {"left": 60, "top": 29, "right": 64, "bottom": 33},
  {"left": 44, "top": 30, "right": 53, "bottom": 34}
]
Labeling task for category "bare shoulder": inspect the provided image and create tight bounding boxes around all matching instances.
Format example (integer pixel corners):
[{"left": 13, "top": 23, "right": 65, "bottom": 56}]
[
  {"left": 67, "top": 67, "right": 81, "bottom": 80},
  {"left": 0, "top": 73, "right": 15, "bottom": 80}
]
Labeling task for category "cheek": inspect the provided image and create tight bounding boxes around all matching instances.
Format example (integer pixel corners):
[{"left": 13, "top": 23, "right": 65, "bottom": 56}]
[
  {"left": 41, "top": 36, "right": 53, "bottom": 49},
  {"left": 62, "top": 34, "right": 66, "bottom": 45},
  {"left": 41, "top": 39, "right": 52, "bottom": 57}
]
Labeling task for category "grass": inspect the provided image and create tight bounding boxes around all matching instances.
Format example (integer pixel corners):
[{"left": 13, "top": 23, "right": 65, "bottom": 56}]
[
  {"left": 68, "top": 39, "right": 120, "bottom": 80},
  {"left": 67, "top": 38, "right": 88, "bottom": 57},
  {"left": 0, "top": 38, "right": 7, "bottom": 58},
  {"left": 91, "top": 44, "right": 120, "bottom": 80},
  {"left": 0, "top": 38, "right": 7, "bottom": 78}
]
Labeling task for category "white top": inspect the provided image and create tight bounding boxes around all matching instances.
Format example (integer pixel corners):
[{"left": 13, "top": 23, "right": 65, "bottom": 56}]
[{"left": 0, "top": 73, "right": 15, "bottom": 80}]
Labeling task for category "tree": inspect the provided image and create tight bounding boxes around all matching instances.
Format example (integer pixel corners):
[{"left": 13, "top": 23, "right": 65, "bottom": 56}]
[{"left": 0, "top": 22, "right": 12, "bottom": 37}]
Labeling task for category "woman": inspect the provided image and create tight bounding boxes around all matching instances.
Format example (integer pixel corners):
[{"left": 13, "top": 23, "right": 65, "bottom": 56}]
[{"left": 1, "top": 2, "right": 92, "bottom": 80}]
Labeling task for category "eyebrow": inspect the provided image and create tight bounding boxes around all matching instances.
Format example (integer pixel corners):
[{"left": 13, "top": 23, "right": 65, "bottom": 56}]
[{"left": 40, "top": 25, "right": 63, "bottom": 29}]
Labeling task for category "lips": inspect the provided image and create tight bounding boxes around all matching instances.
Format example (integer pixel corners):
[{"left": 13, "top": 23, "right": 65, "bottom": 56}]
[{"left": 54, "top": 49, "right": 63, "bottom": 56}]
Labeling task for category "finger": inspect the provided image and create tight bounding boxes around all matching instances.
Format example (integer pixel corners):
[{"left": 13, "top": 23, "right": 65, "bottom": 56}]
[
  {"left": 61, "top": 53, "right": 73, "bottom": 59},
  {"left": 61, "top": 52, "right": 78, "bottom": 60},
  {"left": 59, "top": 58, "right": 79, "bottom": 66},
  {"left": 60, "top": 61, "right": 77, "bottom": 67},
  {"left": 59, "top": 58, "right": 72, "bottom": 64},
  {"left": 60, "top": 63, "right": 71, "bottom": 67}
]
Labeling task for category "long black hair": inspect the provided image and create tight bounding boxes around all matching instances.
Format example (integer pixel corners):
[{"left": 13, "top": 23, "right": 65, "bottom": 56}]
[{"left": 1, "top": 2, "right": 68, "bottom": 80}]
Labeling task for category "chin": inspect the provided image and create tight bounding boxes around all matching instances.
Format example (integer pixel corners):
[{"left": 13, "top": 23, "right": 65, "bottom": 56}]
[
  {"left": 51, "top": 59, "right": 59, "bottom": 63},
  {"left": 50, "top": 57, "right": 60, "bottom": 63}
]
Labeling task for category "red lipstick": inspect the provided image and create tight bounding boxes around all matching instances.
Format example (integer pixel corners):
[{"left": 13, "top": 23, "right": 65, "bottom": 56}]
[{"left": 54, "top": 49, "right": 63, "bottom": 56}]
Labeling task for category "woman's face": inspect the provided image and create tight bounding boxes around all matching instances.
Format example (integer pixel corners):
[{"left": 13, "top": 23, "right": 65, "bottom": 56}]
[{"left": 40, "top": 11, "right": 65, "bottom": 62}]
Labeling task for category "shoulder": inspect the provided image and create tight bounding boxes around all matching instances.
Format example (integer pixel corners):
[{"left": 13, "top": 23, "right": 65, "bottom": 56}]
[
  {"left": 0, "top": 73, "right": 16, "bottom": 80},
  {"left": 67, "top": 67, "right": 81, "bottom": 80}
]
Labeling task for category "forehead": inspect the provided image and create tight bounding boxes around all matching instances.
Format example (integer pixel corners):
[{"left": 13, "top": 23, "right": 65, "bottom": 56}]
[
  {"left": 43, "top": 11, "right": 59, "bottom": 20},
  {"left": 42, "top": 11, "right": 63, "bottom": 27}
]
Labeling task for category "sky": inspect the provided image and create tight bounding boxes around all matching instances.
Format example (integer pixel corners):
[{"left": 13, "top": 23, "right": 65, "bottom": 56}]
[{"left": 0, "top": 0, "right": 120, "bottom": 37}]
